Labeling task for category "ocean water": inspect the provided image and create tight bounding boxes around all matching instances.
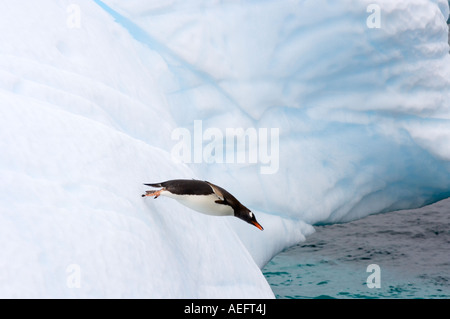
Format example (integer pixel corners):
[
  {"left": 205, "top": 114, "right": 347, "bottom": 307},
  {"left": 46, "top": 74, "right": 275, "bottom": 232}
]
[{"left": 263, "top": 198, "right": 450, "bottom": 299}]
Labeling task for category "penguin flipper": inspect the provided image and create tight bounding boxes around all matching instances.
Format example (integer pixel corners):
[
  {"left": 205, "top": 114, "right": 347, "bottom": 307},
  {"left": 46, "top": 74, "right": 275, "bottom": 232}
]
[
  {"left": 214, "top": 199, "right": 228, "bottom": 206},
  {"left": 205, "top": 181, "right": 225, "bottom": 201}
]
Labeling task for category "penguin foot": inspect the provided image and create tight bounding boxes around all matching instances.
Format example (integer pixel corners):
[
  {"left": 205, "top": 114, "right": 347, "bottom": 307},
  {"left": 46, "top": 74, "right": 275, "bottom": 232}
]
[{"left": 142, "top": 189, "right": 162, "bottom": 198}]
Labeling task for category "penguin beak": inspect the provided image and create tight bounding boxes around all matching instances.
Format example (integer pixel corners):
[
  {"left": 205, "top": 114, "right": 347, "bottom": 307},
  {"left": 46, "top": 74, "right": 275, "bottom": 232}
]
[{"left": 251, "top": 220, "right": 264, "bottom": 231}]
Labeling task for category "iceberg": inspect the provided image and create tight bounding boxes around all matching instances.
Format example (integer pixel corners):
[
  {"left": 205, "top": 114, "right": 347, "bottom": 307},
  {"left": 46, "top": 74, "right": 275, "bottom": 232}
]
[{"left": 0, "top": 0, "right": 449, "bottom": 298}]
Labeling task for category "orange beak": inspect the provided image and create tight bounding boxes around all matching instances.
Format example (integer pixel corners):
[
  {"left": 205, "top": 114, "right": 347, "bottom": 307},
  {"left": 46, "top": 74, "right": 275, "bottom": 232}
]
[{"left": 251, "top": 220, "right": 264, "bottom": 231}]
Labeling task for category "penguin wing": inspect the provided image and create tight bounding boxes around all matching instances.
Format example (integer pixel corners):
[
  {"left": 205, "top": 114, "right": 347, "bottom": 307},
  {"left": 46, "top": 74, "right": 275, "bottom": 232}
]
[
  {"left": 205, "top": 181, "right": 226, "bottom": 203},
  {"left": 205, "top": 181, "right": 224, "bottom": 199}
]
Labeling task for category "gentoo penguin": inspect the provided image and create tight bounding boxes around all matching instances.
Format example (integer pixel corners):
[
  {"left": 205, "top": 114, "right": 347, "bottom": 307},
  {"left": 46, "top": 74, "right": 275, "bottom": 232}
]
[{"left": 142, "top": 179, "right": 263, "bottom": 230}]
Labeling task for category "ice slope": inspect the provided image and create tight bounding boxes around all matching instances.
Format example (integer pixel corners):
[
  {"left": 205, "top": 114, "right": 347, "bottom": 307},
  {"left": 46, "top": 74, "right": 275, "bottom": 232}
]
[
  {"left": 0, "top": 0, "right": 274, "bottom": 298},
  {"left": 1, "top": 0, "right": 450, "bottom": 298}
]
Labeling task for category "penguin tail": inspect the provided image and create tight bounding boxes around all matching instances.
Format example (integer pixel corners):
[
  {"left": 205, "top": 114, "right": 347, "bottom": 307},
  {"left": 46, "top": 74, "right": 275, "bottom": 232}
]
[{"left": 144, "top": 183, "right": 163, "bottom": 188}]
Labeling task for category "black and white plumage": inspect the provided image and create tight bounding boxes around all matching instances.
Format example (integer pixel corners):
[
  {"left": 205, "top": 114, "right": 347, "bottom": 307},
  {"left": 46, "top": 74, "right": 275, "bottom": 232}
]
[{"left": 142, "top": 179, "right": 263, "bottom": 230}]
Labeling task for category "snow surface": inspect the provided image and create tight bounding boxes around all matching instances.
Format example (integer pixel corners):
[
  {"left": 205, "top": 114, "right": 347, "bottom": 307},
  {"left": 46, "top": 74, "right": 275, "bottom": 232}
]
[{"left": 0, "top": 0, "right": 449, "bottom": 298}]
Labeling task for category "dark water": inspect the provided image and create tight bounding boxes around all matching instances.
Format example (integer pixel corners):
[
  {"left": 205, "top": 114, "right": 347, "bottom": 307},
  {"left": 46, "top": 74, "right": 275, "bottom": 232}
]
[{"left": 263, "top": 198, "right": 450, "bottom": 299}]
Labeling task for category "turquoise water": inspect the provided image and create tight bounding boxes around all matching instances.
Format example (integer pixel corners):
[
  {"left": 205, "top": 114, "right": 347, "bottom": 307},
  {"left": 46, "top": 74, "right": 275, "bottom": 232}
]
[{"left": 263, "top": 198, "right": 450, "bottom": 299}]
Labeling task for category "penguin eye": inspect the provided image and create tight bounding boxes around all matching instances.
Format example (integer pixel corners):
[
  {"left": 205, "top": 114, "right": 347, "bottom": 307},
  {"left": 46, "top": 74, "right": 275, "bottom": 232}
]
[{"left": 249, "top": 212, "right": 253, "bottom": 218}]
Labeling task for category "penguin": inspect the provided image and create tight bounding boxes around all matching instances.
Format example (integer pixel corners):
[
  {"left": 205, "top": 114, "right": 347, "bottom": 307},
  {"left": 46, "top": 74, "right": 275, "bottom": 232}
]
[{"left": 142, "top": 179, "right": 263, "bottom": 230}]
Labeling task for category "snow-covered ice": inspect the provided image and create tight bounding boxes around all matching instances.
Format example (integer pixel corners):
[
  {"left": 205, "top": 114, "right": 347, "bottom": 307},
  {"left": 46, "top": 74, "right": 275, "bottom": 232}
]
[{"left": 0, "top": 0, "right": 449, "bottom": 298}]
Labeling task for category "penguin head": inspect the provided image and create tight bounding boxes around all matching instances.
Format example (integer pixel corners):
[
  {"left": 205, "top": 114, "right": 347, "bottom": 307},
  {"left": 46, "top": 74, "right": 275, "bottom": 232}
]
[{"left": 235, "top": 207, "right": 264, "bottom": 231}]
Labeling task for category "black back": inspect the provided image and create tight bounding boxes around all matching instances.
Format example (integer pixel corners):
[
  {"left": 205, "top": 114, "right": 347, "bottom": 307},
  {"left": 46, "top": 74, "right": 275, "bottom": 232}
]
[{"left": 145, "top": 179, "right": 214, "bottom": 196}]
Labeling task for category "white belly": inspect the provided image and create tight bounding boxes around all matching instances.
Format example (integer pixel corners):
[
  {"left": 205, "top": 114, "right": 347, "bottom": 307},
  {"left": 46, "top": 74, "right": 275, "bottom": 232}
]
[{"left": 162, "top": 191, "right": 234, "bottom": 216}]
